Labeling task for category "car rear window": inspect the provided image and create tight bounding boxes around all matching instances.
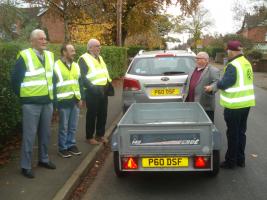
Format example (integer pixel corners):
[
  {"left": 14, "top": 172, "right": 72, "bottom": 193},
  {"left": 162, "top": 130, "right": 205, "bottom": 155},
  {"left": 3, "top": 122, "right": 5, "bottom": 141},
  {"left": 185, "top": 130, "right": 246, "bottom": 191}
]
[{"left": 128, "top": 56, "right": 195, "bottom": 76}]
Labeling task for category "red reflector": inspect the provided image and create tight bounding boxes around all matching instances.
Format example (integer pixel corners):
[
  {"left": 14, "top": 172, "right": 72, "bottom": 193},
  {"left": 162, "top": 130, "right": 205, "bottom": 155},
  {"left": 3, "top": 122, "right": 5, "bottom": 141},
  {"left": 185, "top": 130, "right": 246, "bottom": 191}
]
[
  {"left": 123, "top": 78, "right": 141, "bottom": 91},
  {"left": 122, "top": 157, "right": 138, "bottom": 169},
  {"left": 194, "top": 156, "right": 210, "bottom": 168},
  {"left": 155, "top": 54, "right": 175, "bottom": 57}
]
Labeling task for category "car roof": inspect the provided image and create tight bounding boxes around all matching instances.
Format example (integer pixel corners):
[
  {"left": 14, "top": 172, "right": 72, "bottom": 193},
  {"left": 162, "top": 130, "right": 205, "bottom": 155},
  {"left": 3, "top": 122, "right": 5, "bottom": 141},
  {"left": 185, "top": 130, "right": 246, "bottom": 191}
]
[{"left": 135, "top": 49, "right": 196, "bottom": 58}]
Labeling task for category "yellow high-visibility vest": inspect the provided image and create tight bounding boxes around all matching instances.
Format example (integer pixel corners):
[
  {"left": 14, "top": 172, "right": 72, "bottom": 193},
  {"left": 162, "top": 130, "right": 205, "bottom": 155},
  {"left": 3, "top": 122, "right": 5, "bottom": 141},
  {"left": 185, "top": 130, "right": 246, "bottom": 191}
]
[
  {"left": 220, "top": 55, "right": 255, "bottom": 109},
  {"left": 78, "top": 53, "right": 111, "bottom": 86},
  {"left": 19, "top": 48, "right": 54, "bottom": 99},
  {"left": 54, "top": 59, "right": 81, "bottom": 101}
]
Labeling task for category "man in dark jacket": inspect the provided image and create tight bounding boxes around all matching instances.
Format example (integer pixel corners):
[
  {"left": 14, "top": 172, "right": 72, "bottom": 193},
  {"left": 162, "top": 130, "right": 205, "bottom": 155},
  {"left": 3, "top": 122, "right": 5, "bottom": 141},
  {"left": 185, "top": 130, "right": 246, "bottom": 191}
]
[
  {"left": 78, "top": 39, "right": 113, "bottom": 145},
  {"left": 205, "top": 40, "right": 255, "bottom": 169},
  {"left": 11, "top": 29, "right": 56, "bottom": 178},
  {"left": 53, "top": 43, "right": 84, "bottom": 158}
]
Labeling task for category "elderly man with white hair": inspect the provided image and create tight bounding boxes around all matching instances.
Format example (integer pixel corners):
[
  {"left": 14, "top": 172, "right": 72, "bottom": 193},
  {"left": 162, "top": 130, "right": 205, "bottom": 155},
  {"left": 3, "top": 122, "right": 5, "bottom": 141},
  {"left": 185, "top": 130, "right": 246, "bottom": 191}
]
[
  {"left": 78, "top": 39, "right": 113, "bottom": 145},
  {"left": 11, "top": 29, "right": 56, "bottom": 178},
  {"left": 184, "top": 51, "right": 220, "bottom": 122}
]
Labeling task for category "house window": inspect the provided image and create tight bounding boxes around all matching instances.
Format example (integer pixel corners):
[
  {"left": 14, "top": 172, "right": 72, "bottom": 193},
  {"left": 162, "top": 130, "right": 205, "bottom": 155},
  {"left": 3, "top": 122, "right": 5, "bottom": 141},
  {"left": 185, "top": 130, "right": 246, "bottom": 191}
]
[{"left": 265, "top": 32, "right": 267, "bottom": 41}]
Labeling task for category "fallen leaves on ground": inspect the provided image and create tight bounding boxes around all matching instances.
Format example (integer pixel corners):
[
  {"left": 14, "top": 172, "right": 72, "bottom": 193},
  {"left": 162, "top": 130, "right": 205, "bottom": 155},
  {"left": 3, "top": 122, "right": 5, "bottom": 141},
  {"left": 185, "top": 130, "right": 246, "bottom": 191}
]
[{"left": 70, "top": 145, "right": 111, "bottom": 200}]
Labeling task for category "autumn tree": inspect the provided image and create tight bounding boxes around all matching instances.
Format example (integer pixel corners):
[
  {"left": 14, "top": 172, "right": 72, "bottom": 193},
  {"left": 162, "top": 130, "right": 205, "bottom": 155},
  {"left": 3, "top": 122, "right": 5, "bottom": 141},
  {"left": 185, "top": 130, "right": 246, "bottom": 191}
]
[
  {"left": 99, "top": 0, "right": 201, "bottom": 45},
  {"left": 0, "top": 1, "right": 24, "bottom": 40},
  {"left": 24, "top": 0, "right": 201, "bottom": 45},
  {"left": 0, "top": 0, "right": 40, "bottom": 41},
  {"left": 25, "top": 0, "right": 106, "bottom": 42},
  {"left": 173, "top": 5, "right": 213, "bottom": 50},
  {"left": 232, "top": 0, "right": 267, "bottom": 29}
]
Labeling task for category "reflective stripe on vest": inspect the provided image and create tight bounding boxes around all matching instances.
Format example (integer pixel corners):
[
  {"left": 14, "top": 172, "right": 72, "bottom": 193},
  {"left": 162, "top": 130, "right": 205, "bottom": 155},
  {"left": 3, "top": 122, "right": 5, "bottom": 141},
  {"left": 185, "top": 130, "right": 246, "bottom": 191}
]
[
  {"left": 54, "top": 60, "right": 81, "bottom": 101},
  {"left": 79, "top": 53, "right": 111, "bottom": 86},
  {"left": 220, "top": 56, "right": 255, "bottom": 109},
  {"left": 19, "top": 48, "right": 54, "bottom": 99}
]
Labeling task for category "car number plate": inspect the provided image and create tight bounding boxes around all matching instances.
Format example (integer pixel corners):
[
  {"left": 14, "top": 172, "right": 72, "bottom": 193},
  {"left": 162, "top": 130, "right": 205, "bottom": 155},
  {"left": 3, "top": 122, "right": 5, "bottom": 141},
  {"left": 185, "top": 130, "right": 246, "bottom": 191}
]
[
  {"left": 151, "top": 88, "right": 179, "bottom": 96},
  {"left": 142, "top": 157, "right": 188, "bottom": 168}
]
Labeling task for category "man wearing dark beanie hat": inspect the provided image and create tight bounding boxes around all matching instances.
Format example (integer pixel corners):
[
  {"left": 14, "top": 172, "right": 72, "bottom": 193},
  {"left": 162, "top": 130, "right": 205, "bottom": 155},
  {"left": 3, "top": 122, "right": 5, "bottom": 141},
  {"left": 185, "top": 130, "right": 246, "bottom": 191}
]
[{"left": 205, "top": 40, "right": 255, "bottom": 169}]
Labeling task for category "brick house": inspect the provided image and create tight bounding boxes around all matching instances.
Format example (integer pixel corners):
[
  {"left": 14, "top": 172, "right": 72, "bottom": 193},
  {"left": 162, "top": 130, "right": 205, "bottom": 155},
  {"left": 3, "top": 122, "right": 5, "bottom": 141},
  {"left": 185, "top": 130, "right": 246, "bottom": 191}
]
[
  {"left": 237, "top": 8, "right": 267, "bottom": 44},
  {"left": 37, "top": 8, "right": 65, "bottom": 43},
  {"left": 237, "top": 13, "right": 267, "bottom": 72},
  {"left": 237, "top": 20, "right": 267, "bottom": 44},
  {"left": 37, "top": 8, "right": 112, "bottom": 44}
]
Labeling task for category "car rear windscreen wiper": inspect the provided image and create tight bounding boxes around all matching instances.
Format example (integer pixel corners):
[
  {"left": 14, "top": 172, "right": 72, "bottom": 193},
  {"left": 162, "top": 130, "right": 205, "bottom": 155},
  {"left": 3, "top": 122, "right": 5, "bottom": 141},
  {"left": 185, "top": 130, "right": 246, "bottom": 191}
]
[{"left": 162, "top": 71, "right": 186, "bottom": 75}]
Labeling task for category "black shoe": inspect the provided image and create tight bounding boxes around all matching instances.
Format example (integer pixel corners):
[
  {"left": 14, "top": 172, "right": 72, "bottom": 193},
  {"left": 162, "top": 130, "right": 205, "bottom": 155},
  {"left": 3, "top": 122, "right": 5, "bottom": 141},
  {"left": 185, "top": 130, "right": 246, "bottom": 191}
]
[
  {"left": 21, "top": 168, "right": 35, "bottom": 178},
  {"left": 58, "top": 150, "right": 72, "bottom": 158},
  {"left": 68, "top": 146, "right": 82, "bottom": 155},
  {"left": 237, "top": 162, "right": 245, "bottom": 168},
  {"left": 220, "top": 161, "right": 235, "bottom": 169},
  {"left": 38, "top": 161, "right": 56, "bottom": 169}
]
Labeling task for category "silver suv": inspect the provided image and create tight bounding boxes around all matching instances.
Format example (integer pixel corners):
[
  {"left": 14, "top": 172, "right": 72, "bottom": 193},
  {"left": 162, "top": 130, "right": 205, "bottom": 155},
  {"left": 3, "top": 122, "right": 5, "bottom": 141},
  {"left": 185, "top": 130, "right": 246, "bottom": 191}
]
[{"left": 123, "top": 49, "right": 196, "bottom": 111}]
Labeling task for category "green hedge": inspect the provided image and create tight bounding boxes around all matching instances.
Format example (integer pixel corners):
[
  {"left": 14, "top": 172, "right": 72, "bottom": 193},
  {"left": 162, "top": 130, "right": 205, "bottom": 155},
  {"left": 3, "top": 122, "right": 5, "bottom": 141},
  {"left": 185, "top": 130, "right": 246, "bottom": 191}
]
[
  {"left": 0, "top": 42, "right": 127, "bottom": 147},
  {"left": 48, "top": 44, "right": 127, "bottom": 79},
  {"left": 0, "top": 42, "right": 23, "bottom": 147},
  {"left": 127, "top": 45, "right": 147, "bottom": 58}
]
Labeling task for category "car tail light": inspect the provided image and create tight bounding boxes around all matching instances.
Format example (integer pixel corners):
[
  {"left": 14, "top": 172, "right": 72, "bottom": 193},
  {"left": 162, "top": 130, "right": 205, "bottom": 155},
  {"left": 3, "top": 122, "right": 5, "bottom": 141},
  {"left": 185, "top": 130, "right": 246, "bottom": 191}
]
[
  {"left": 123, "top": 78, "right": 141, "bottom": 91},
  {"left": 194, "top": 156, "right": 210, "bottom": 168},
  {"left": 121, "top": 157, "right": 138, "bottom": 169}
]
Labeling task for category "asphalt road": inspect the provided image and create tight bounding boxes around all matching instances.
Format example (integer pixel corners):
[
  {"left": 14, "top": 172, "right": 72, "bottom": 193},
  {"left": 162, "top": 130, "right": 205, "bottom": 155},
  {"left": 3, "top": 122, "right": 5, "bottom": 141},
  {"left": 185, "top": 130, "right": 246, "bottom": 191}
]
[{"left": 82, "top": 86, "right": 267, "bottom": 200}]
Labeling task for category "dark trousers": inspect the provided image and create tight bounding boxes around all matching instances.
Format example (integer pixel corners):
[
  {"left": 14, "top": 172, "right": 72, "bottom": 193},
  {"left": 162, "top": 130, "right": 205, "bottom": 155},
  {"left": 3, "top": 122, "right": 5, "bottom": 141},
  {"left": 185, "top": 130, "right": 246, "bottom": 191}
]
[
  {"left": 223, "top": 107, "right": 250, "bottom": 165},
  {"left": 205, "top": 110, "right": 214, "bottom": 123},
  {"left": 85, "top": 93, "right": 108, "bottom": 139}
]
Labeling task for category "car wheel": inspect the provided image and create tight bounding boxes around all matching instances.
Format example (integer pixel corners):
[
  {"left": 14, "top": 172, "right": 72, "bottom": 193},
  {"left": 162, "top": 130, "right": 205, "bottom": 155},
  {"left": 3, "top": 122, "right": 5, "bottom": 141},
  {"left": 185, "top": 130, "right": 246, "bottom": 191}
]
[{"left": 113, "top": 151, "right": 127, "bottom": 177}]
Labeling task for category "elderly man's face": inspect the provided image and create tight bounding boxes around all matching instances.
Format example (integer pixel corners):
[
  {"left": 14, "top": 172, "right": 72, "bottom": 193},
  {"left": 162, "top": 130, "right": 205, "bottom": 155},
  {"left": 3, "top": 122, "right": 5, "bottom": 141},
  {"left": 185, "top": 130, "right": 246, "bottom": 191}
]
[
  {"left": 90, "top": 41, "right": 101, "bottom": 57},
  {"left": 31, "top": 32, "right": 47, "bottom": 52},
  {"left": 196, "top": 54, "right": 208, "bottom": 68}
]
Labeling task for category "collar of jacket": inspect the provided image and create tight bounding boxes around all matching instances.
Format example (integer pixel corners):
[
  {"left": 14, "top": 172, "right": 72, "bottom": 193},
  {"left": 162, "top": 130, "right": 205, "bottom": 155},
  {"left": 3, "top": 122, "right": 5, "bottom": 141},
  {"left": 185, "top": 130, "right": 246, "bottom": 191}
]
[{"left": 228, "top": 54, "right": 243, "bottom": 63}]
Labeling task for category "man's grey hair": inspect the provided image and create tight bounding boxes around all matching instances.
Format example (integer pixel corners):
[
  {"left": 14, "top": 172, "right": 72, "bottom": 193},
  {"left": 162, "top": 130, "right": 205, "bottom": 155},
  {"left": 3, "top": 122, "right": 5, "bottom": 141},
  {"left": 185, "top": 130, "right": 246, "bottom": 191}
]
[
  {"left": 87, "top": 38, "right": 100, "bottom": 51},
  {"left": 30, "top": 29, "right": 45, "bottom": 40},
  {"left": 197, "top": 52, "right": 209, "bottom": 61}
]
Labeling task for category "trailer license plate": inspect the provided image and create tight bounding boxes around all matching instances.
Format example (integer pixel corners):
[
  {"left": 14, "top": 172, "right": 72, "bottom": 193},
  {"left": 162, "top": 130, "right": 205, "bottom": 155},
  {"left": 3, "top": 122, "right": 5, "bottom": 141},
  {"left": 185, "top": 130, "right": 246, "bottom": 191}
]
[
  {"left": 142, "top": 157, "right": 188, "bottom": 168},
  {"left": 151, "top": 88, "right": 179, "bottom": 96}
]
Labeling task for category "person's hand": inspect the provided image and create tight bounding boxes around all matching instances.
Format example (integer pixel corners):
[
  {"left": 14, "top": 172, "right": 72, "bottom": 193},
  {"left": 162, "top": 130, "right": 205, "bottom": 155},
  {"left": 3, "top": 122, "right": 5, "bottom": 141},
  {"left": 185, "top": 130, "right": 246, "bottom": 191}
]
[
  {"left": 77, "top": 100, "right": 84, "bottom": 109},
  {"left": 204, "top": 85, "right": 213, "bottom": 93}
]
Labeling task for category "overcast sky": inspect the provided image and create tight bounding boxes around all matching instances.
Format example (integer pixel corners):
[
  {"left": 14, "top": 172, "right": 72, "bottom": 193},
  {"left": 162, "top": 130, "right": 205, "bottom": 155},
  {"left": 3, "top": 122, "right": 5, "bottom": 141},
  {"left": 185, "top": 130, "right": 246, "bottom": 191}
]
[
  {"left": 167, "top": 0, "right": 237, "bottom": 36},
  {"left": 201, "top": 0, "right": 236, "bottom": 35}
]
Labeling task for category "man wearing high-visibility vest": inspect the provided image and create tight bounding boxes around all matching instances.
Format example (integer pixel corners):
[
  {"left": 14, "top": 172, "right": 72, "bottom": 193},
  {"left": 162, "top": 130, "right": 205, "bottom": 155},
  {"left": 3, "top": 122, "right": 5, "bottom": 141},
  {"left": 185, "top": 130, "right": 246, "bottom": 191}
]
[
  {"left": 205, "top": 40, "right": 255, "bottom": 169},
  {"left": 11, "top": 29, "right": 56, "bottom": 178},
  {"left": 53, "top": 43, "right": 83, "bottom": 158},
  {"left": 78, "top": 39, "right": 113, "bottom": 145}
]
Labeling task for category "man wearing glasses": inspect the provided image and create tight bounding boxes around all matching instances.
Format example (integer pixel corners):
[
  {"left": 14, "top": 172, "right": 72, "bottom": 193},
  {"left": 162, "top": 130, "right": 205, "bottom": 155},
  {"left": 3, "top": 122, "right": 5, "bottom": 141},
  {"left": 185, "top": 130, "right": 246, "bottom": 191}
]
[
  {"left": 78, "top": 39, "right": 113, "bottom": 145},
  {"left": 184, "top": 51, "right": 220, "bottom": 122}
]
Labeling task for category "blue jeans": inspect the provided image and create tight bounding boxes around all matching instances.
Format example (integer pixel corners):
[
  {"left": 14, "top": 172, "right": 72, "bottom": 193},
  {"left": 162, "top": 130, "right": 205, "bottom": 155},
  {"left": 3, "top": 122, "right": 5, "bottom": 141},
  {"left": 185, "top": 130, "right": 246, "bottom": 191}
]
[
  {"left": 58, "top": 104, "right": 80, "bottom": 151},
  {"left": 21, "top": 103, "right": 53, "bottom": 169}
]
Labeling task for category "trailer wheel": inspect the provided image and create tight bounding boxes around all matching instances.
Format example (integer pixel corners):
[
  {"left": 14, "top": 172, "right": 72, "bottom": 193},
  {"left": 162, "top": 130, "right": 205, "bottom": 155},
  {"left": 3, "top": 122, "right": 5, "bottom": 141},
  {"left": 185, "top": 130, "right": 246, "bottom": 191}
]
[
  {"left": 113, "top": 151, "right": 127, "bottom": 177},
  {"left": 207, "top": 150, "right": 220, "bottom": 177}
]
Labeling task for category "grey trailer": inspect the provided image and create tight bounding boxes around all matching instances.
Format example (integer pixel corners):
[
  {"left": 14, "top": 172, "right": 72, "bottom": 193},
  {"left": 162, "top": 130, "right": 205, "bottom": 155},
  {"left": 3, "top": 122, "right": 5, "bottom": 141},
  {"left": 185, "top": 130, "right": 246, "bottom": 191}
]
[{"left": 111, "top": 102, "right": 221, "bottom": 177}]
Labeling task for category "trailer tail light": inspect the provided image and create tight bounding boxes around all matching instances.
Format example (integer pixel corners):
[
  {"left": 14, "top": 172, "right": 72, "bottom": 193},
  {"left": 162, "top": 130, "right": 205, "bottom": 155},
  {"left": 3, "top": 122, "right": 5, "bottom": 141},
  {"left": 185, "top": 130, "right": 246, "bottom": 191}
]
[
  {"left": 121, "top": 157, "right": 138, "bottom": 169},
  {"left": 194, "top": 156, "right": 210, "bottom": 168},
  {"left": 123, "top": 78, "right": 141, "bottom": 91}
]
